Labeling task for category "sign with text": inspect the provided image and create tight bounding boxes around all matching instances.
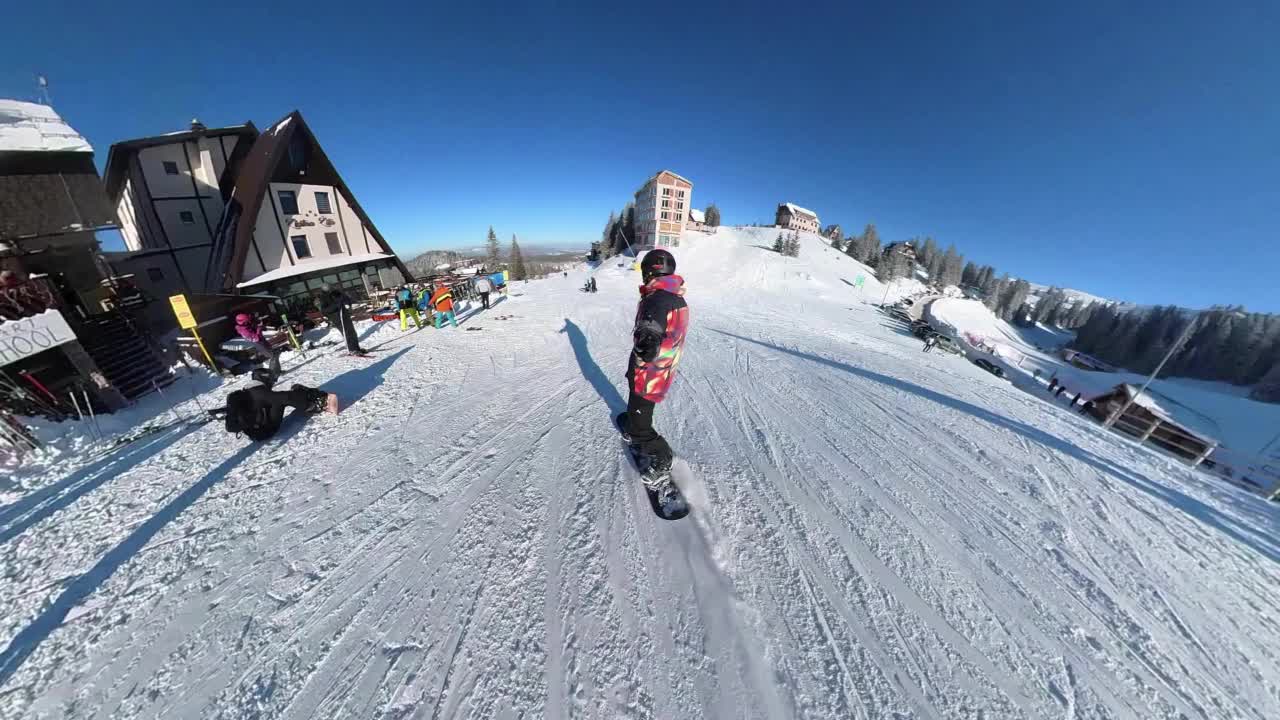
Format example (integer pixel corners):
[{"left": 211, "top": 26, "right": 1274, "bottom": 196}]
[
  {"left": 0, "top": 309, "right": 77, "bottom": 367},
  {"left": 169, "top": 294, "right": 197, "bottom": 329}
]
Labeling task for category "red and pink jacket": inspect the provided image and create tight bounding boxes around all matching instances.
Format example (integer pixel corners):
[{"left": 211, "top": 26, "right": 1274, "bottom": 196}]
[{"left": 629, "top": 274, "right": 689, "bottom": 403}]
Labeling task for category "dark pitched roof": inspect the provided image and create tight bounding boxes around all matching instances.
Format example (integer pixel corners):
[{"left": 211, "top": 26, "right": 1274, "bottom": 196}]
[
  {"left": 102, "top": 123, "right": 258, "bottom": 202},
  {"left": 204, "top": 110, "right": 410, "bottom": 291},
  {"left": 0, "top": 152, "right": 116, "bottom": 240}
]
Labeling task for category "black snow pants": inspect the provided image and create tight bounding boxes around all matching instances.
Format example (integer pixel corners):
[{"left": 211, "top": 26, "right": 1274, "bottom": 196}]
[
  {"left": 243, "top": 384, "right": 325, "bottom": 441},
  {"left": 623, "top": 385, "right": 673, "bottom": 470},
  {"left": 480, "top": 292, "right": 490, "bottom": 309}
]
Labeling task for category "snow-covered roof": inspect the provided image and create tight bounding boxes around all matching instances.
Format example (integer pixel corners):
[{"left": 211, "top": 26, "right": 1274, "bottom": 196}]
[
  {"left": 781, "top": 202, "right": 817, "bottom": 219},
  {"left": 1116, "top": 384, "right": 1223, "bottom": 444},
  {"left": 237, "top": 252, "right": 394, "bottom": 288},
  {"left": 689, "top": 208, "right": 705, "bottom": 223},
  {"left": 0, "top": 99, "right": 93, "bottom": 153}
]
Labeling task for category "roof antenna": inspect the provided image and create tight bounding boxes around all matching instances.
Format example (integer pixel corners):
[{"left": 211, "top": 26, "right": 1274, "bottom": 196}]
[{"left": 36, "top": 74, "right": 52, "bottom": 106}]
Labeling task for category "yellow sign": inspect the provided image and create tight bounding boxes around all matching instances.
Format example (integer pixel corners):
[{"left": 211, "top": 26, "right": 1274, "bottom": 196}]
[{"left": 169, "top": 294, "right": 197, "bottom": 329}]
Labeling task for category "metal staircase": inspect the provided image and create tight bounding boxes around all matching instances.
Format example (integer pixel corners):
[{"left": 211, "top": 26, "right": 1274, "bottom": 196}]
[{"left": 77, "top": 312, "right": 174, "bottom": 401}]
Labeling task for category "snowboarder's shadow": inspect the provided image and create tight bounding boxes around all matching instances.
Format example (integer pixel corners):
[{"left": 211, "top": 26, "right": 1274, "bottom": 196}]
[
  {"left": 560, "top": 318, "right": 624, "bottom": 414},
  {"left": 0, "top": 412, "right": 315, "bottom": 686}
]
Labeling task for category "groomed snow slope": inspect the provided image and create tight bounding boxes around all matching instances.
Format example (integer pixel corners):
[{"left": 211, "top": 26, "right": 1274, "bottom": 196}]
[{"left": 3, "top": 227, "right": 1279, "bottom": 719}]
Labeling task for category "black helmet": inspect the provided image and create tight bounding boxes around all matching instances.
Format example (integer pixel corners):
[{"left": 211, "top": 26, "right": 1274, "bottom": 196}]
[{"left": 641, "top": 249, "right": 676, "bottom": 282}]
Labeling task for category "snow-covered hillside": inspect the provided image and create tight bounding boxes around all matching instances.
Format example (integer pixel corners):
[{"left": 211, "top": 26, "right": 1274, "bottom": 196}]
[{"left": 3, "top": 227, "right": 1278, "bottom": 719}]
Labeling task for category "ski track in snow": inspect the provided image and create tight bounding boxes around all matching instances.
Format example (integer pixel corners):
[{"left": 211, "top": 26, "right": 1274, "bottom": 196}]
[{"left": 2, "top": 228, "right": 1279, "bottom": 719}]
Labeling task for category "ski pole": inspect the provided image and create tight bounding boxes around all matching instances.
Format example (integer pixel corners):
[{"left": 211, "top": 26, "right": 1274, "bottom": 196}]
[
  {"left": 68, "top": 390, "right": 86, "bottom": 423},
  {"left": 153, "top": 379, "right": 184, "bottom": 427},
  {"left": 82, "top": 387, "right": 103, "bottom": 442}
]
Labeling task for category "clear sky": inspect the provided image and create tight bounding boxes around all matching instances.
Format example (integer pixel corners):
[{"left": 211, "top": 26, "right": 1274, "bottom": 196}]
[{"left": 3, "top": 1, "right": 1277, "bottom": 311}]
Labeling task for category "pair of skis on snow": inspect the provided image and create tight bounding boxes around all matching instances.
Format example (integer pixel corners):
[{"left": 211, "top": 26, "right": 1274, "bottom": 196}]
[{"left": 613, "top": 413, "right": 689, "bottom": 521}]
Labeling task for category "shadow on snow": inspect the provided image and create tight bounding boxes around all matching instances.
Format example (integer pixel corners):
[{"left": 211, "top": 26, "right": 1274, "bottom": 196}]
[
  {"left": 0, "top": 350, "right": 408, "bottom": 684},
  {"left": 560, "top": 318, "right": 625, "bottom": 414}
]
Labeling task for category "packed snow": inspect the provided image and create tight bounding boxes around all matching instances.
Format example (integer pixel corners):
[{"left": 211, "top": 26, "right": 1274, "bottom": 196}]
[{"left": 2, "top": 227, "right": 1278, "bottom": 719}]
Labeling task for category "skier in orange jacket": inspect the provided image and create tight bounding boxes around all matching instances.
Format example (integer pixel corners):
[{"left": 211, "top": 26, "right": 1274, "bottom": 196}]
[{"left": 429, "top": 284, "right": 457, "bottom": 328}]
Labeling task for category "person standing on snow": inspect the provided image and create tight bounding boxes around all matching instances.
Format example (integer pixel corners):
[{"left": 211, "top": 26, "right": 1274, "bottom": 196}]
[
  {"left": 472, "top": 274, "right": 494, "bottom": 310},
  {"left": 319, "top": 285, "right": 367, "bottom": 355},
  {"left": 922, "top": 334, "right": 937, "bottom": 353},
  {"left": 429, "top": 283, "right": 458, "bottom": 328},
  {"left": 616, "top": 248, "right": 689, "bottom": 483},
  {"left": 395, "top": 285, "right": 423, "bottom": 331},
  {"left": 234, "top": 311, "right": 282, "bottom": 375}
]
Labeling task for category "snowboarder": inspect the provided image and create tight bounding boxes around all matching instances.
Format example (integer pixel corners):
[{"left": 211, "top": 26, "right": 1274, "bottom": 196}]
[
  {"left": 429, "top": 283, "right": 458, "bottom": 328},
  {"left": 319, "top": 285, "right": 367, "bottom": 355},
  {"left": 590, "top": 277, "right": 598, "bottom": 293},
  {"left": 211, "top": 368, "right": 334, "bottom": 441},
  {"left": 233, "top": 312, "right": 282, "bottom": 375},
  {"left": 395, "top": 285, "right": 423, "bottom": 331},
  {"left": 473, "top": 274, "right": 494, "bottom": 310},
  {"left": 1070, "top": 391, "right": 1082, "bottom": 408},
  {"left": 1048, "top": 377, "right": 1059, "bottom": 394},
  {"left": 1055, "top": 384, "right": 1068, "bottom": 398},
  {"left": 616, "top": 248, "right": 689, "bottom": 498}
]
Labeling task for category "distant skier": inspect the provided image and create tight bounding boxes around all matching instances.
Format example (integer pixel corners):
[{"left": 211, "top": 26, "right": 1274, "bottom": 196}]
[
  {"left": 472, "top": 274, "right": 494, "bottom": 310},
  {"left": 233, "top": 311, "right": 281, "bottom": 375},
  {"left": 616, "top": 248, "right": 689, "bottom": 490},
  {"left": 395, "top": 285, "right": 423, "bottom": 331},
  {"left": 429, "top": 283, "right": 458, "bottom": 328},
  {"left": 590, "top": 277, "right": 598, "bottom": 293},
  {"left": 922, "top": 334, "right": 937, "bottom": 353},
  {"left": 319, "top": 285, "right": 367, "bottom": 355},
  {"left": 211, "top": 368, "right": 334, "bottom": 441}
]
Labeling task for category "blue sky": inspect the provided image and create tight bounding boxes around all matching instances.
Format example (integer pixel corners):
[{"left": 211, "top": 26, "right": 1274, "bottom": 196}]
[{"left": 3, "top": 1, "right": 1277, "bottom": 310}]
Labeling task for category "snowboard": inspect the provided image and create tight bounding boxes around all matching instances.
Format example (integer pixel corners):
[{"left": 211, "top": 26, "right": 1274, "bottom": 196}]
[{"left": 614, "top": 413, "right": 690, "bottom": 520}]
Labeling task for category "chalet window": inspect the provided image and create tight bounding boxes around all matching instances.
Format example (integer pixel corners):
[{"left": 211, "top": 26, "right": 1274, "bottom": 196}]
[
  {"left": 661, "top": 199, "right": 670, "bottom": 208},
  {"left": 325, "top": 232, "right": 342, "bottom": 254},
  {"left": 677, "top": 202, "right": 684, "bottom": 210},
  {"left": 179, "top": 210, "right": 195, "bottom": 224},
  {"left": 661, "top": 211, "right": 669, "bottom": 220},
  {"left": 315, "top": 191, "right": 332, "bottom": 214},
  {"left": 662, "top": 188, "right": 671, "bottom": 196},
  {"left": 147, "top": 267, "right": 164, "bottom": 282},
  {"left": 162, "top": 161, "right": 179, "bottom": 175},
  {"left": 677, "top": 190, "right": 685, "bottom": 198},
  {"left": 291, "top": 235, "right": 312, "bottom": 259},
  {"left": 278, "top": 190, "right": 299, "bottom": 215}
]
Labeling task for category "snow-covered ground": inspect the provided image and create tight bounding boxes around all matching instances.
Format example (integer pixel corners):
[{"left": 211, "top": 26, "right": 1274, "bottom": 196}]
[{"left": 3, "top": 227, "right": 1279, "bottom": 719}]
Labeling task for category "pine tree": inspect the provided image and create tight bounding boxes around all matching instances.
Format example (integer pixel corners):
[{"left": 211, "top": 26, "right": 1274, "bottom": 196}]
[
  {"left": 941, "top": 246, "right": 963, "bottom": 287},
  {"left": 1013, "top": 301, "right": 1035, "bottom": 326},
  {"left": 773, "top": 232, "right": 785, "bottom": 253},
  {"left": 985, "top": 273, "right": 1010, "bottom": 313},
  {"left": 918, "top": 237, "right": 938, "bottom": 269},
  {"left": 961, "top": 261, "right": 978, "bottom": 287},
  {"left": 843, "top": 232, "right": 860, "bottom": 260},
  {"left": 925, "top": 251, "right": 944, "bottom": 286},
  {"left": 854, "top": 224, "right": 881, "bottom": 264},
  {"left": 510, "top": 235, "right": 527, "bottom": 280},
  {"left": 784, "top": 231, "right": 801, "bottom": 257},
  {"left": 704, "top": 204, "right": 721, "bottom": 227},
  {"left": 485, "top": 226, "right": 501, "bottom": 269}
]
